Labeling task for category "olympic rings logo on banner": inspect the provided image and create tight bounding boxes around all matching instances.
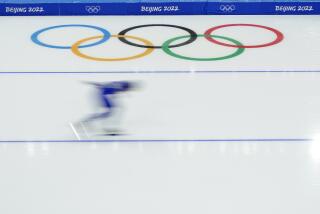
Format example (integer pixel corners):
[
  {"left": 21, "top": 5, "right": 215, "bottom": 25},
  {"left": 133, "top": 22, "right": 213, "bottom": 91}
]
[
  {"left": 31, "top": 23, "right": 284, "bottom": 62},
  {"left": 85, "top": 6, "right": 101, "bottom": 14},
  {"left": 219, "top": 5, "right": 236, "bottom": 13}
]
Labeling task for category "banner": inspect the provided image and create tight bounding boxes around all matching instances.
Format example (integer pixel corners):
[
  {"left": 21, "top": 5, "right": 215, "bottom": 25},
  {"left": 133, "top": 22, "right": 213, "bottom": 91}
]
[{"left": 1, "top": 0, "right": 320, "bottom": 15}]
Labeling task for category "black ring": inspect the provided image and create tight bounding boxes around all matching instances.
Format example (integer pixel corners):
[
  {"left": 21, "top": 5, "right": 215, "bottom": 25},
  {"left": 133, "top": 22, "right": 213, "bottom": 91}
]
[{"left": 118, "top": 24, "right": 198, "bottom": 49}]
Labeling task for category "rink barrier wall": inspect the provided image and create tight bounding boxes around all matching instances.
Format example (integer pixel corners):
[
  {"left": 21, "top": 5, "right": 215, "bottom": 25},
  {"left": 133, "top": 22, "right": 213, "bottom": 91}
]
[{"left": 1, "top": 1, "right": 320, "bottom": 15}]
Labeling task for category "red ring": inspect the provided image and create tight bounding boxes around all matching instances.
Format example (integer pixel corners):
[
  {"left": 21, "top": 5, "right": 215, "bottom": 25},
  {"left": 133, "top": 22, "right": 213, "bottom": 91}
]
[{"left": 204, "top": 24, "right": 284, "bottom": 48}]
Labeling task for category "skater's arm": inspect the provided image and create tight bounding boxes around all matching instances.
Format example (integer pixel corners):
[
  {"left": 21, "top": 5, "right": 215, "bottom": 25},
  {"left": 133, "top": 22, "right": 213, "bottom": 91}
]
[{"left": 82, "top": 81, "right": 106, "bottom": 88}]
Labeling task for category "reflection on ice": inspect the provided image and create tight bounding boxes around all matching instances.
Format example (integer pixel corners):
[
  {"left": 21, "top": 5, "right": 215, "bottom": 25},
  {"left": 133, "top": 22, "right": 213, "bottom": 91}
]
[
  {"left": 311, "top": 134, "right": 320, "bottom": 164},
  {"left": 26, "top": 143, "right": 35, "bottom": 157}
]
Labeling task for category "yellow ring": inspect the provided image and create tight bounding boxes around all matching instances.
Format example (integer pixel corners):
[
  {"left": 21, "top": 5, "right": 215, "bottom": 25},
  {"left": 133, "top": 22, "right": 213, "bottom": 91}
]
[{"left": 71, "top": 35, "right": 154, "bottom": 61}]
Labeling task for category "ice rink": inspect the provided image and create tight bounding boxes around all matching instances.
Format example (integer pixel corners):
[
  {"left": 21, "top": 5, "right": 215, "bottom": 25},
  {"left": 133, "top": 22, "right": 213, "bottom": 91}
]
[{"left": 0, "top": 15, "right": 320, "bottom": 213}]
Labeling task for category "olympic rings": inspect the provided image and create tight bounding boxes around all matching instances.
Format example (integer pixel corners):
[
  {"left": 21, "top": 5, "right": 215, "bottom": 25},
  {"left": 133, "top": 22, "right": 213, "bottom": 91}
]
[
  {"left": 118, "top": 24, "right": 197, "bottom": 49},
  {"left": 31, "top": 23, "right": 284, "bottom": 62},
  {"left": 162, "top": 35, "right": 244, "bottom": 61},
  {"left": 71, "top": 35, "right": 154, "bottom": 61},
  {"left": 85, "top": 6, "right": 101, "bottom": 14},
  {"left": 219, "top": 5, "right": 236, "bottom": 13},
  {"left": 204, "top": 24, "right": 284, "bottom": 48},
  {"left": 31, "top": 24, "right": 111, "bottom": 49}
]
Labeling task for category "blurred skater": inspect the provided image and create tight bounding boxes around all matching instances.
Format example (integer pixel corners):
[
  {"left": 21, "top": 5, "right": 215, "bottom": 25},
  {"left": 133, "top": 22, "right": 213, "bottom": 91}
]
[{"left": 74, "top": 81, "right": 137, "bottom": 137}]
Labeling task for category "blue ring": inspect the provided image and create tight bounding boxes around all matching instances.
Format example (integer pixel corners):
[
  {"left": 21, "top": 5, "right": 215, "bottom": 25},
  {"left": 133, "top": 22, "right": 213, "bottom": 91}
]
[{"left": 31, "top": 24, "right": 111, "bottom": 49}]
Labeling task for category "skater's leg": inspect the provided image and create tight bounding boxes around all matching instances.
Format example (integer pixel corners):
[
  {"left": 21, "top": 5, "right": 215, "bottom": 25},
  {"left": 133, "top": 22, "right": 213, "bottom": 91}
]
[
  {"left": 83, "top": 95, "right": 113, "bottom": 124},
  {"left": 83, "top": 110, "right": 111, "bottom": 124}
]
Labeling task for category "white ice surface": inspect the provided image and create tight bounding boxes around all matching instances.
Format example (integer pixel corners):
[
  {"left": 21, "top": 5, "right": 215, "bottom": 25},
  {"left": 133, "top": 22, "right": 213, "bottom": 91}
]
[
  {"left": 0, "top": 15, "right": 320, "bottom": 214},
  {"left": 0, "top": 142, "right": 320, "bottom": 214}
]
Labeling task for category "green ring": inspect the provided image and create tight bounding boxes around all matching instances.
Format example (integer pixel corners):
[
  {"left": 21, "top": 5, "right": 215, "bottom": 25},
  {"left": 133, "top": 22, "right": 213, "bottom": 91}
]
[{"left": 162, "top": 34, "right": 245, "bottom": 61}]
